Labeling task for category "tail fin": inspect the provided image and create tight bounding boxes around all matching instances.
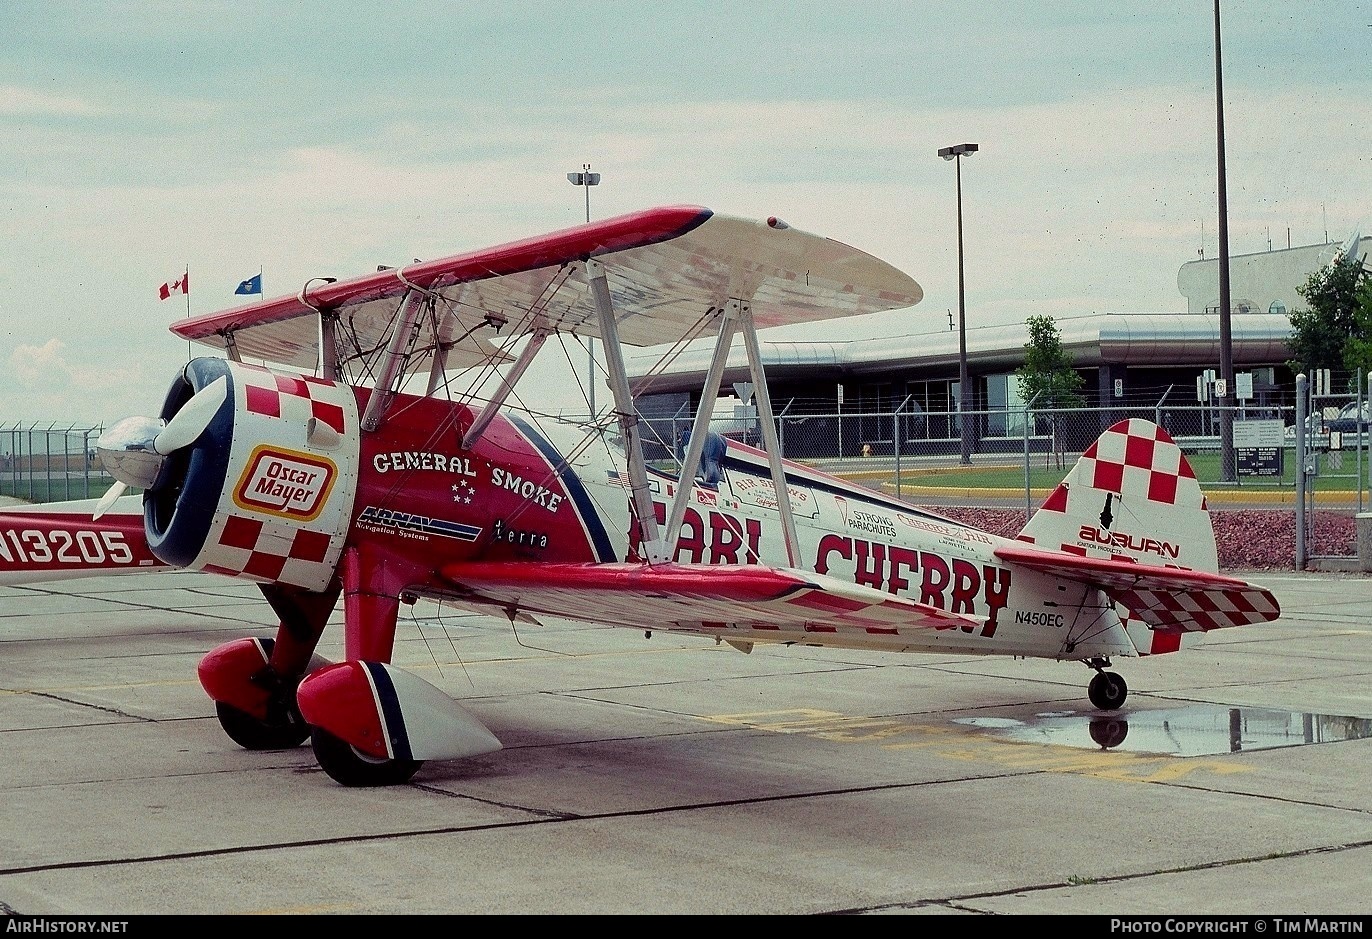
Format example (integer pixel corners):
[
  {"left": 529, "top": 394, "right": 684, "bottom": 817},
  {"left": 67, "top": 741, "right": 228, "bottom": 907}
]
[{"left": 1016, "top": 418, "right": 1218, "bottom": 573}]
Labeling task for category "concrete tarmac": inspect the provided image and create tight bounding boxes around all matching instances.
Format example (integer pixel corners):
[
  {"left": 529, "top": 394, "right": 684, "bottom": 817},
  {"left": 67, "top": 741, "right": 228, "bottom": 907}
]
[{"left": 0, "top": 567, "right": 1370, "bottom": 917}]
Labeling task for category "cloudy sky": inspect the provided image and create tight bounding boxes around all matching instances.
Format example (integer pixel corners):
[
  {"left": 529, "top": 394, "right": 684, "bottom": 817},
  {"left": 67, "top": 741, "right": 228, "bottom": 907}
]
[{"left": 2, "top": 1, "right": 1369, "bottom": 427}]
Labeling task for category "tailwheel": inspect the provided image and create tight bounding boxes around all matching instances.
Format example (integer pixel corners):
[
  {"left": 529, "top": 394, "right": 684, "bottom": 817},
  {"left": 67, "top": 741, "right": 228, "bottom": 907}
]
[
  {"left": 309, "top": 726, "right": 423, "bottom": 787},
  {"left": 1088, "top": 670, "right": 1128, "bottom": 711},
  {"left": 1088, "top": 716, "right": 1129, "bottom": 749},
  {"left": 215, "top": 699, "right": 310, "bottom": 750}
]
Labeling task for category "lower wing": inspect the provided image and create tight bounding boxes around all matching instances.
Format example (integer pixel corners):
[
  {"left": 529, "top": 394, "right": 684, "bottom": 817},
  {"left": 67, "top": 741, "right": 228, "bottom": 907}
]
[{"left": 437, "top": 560, "right": 979, "bottom": 641}]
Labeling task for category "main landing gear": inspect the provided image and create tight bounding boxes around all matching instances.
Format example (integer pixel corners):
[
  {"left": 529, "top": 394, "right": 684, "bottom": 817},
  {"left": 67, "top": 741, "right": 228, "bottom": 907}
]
[
  {"left": 215, "top": 697, "right": 310, "bottom": 751},
  {"left": 200, "top": 635, "right": 315, "bottom": 751},
  {"left": 309, "top": 726, "right": 423, "bottom": 787},
  {"left": 1086, "top": 658, "right": 1128, "bottom": 710},
  {"left": 209, "top": 665, "right": 425, "bottom": 785}
]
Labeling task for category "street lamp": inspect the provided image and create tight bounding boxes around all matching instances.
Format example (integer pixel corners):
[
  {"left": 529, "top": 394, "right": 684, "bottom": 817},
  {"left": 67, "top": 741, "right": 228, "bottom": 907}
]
[
  {"left": 567, "top": 163, "right": 600, "bottom": 220},
  {"left": 567, "top": 163, "right": 601, "bottom": 418},
  {"left": 1213, "top": 0, "right": 1236, "bottom": 482},
  {"left": 938, "top": 142, "right": 978, "bottom": 465}
]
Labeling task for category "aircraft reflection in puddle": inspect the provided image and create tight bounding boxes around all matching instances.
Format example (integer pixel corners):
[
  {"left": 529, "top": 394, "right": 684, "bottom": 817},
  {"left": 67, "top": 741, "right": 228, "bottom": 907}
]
[{"left": 954, "top": 706, "right": 1372, "bottom": 756}]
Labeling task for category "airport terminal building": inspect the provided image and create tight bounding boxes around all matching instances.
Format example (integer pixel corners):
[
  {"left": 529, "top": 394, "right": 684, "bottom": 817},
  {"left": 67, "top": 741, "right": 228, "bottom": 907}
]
[{"left": 626, "top": 234, "right": 1370, "bottom": 452}]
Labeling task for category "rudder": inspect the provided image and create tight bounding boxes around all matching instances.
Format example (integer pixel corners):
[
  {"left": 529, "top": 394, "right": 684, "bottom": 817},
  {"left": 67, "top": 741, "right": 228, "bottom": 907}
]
[{"left": 1016, "top": 418, "right": 1218, "bottom": 573}]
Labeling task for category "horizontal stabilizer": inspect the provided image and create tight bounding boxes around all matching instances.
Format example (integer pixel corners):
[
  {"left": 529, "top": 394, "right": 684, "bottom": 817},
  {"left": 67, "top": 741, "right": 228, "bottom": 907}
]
[
  {"left": 995, "top": 543, "right": 1279, "bottom": 633},
  {"left": 438, "top": 560, "right": 979, "bottom": 639}
]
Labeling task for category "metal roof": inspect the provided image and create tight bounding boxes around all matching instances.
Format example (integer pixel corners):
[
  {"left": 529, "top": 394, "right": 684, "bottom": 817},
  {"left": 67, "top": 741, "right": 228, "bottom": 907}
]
[{"left": 625, "top": 311, "right": 1294, "bottom": 392}]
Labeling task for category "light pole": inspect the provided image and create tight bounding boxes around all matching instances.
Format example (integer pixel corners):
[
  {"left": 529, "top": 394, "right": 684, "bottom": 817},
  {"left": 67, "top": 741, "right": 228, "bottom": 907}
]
[
  {"left": 1213, "top": 0, "right": 1236, "bottom": 482},
  {"left": 938, "top": 142, "right": 978, "bottom": 465},
  {"left": 567, "top": 163, "right": 601, "bottom": 418}
]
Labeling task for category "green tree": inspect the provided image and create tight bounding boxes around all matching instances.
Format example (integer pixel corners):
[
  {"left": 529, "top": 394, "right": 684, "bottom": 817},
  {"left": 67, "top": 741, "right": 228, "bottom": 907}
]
[
  {"left": 1287, "top": 255, "right": 1371, "bottom": 389},
  {"left": 1016, "top": 315, "right": 1086, "bottom": 468},
  {"left": 1340, "top": 272, "right": 1372, "bottom": 380}
]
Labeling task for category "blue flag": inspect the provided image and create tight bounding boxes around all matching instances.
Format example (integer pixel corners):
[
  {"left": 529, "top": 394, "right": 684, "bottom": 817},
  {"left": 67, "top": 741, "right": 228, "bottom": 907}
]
[{"left": 235, "top": 273, "right": 262, "bottom": 295}]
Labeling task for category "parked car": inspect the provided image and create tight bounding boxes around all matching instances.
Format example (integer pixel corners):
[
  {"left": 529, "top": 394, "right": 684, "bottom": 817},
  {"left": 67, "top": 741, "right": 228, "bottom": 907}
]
[
  {"left": 1286, "top": 402, "right": 1369, "bottom": 442},
  {"left": 1325, "top": 402, "right": 1371, "bottom": 434},
  {"left": 1285, "top": 412, "right": 1326, "bottom": 441}
]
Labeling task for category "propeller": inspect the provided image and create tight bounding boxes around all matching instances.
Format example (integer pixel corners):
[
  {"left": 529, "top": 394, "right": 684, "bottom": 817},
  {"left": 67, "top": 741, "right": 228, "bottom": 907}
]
[
  {"left": 92, "top": 376, "right": 228, "bottom": 521},
  {"left": 153, "top": 376, "right": 227, "bottom": 454},
  {"left": 92, "top": 480, "right": 128, "bottom": 521}
]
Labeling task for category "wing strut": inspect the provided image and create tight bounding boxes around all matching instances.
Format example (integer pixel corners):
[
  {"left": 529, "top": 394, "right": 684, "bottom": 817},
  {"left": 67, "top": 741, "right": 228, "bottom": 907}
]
[
  {"left": 425, "top": 341, "right": 448, "bottom": 394},
  {"left": 586, "top": 258, "right": 664, "bottom": 562},
  {"left": 320, "top": 313, "right": 339, "bottom": 380},
  {"left": 740, "top": 304, "right": 801, "bottom": 567},
  {"left": 461, "top": 328, "right": 551, "bottom": 449},
  {"left": 361, "top": 288, "right": 430, "bottom": 432},
  {"left": 663, "top": 302, "right": 738, "bottom": 554},
  {"left": 658, "top": 298, "right": 799, "bottom": 565},
  {"left": 223, "top": 331, "right": 243, "bottom": 363}
]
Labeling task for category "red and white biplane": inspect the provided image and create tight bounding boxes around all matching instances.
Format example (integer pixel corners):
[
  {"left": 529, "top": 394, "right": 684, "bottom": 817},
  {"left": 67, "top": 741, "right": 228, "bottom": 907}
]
[{"left": 0, "top": 206, "right": 1280, "bottom": 785}]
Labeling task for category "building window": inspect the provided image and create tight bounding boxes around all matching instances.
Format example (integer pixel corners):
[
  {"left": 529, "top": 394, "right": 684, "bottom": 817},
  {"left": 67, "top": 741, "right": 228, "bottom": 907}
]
[
  {"left": 1269, "top": 299, "right": 1287, "bottom": 315},
  {"left": 1004, "top": 374, "right": 1029, "bottom": 436}
]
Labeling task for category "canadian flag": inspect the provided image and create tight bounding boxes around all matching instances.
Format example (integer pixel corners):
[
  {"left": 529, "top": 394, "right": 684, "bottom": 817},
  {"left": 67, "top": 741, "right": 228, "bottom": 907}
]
[{"left": 159, "top": 272, "right": 189, "bottom": 300}]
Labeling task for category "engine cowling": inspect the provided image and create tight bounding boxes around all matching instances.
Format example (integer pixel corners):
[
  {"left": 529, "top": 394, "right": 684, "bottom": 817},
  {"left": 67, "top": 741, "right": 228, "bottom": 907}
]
[{"left": 142, "top": 357, "right": 360, "bottom": 591}]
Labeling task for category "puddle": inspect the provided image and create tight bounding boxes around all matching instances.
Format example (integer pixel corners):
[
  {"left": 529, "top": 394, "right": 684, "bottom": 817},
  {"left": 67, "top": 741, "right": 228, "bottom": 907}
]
[{"left": 954, "top": 705, "right": 1372, "bottom": 755}]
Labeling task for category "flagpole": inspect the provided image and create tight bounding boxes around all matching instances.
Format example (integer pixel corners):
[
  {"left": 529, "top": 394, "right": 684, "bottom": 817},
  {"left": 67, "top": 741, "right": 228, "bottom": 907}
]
[{"left": 185, "top": 264, "right": 191, "bottom": 362}]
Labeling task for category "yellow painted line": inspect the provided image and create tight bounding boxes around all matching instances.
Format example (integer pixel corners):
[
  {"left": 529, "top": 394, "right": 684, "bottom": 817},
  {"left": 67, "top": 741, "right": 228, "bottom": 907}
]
[
  {"left": 946, "top": 485, "right": 1342, "bottom": 504},
  {"left": 831, "top": 465, "right": 1359, "bottom": 504},
  {"left": 701, "top": 707, "right": 1250, "bottom": 783},
  {"left": 863, "top": 481, "right": 1357, "bottom": 505}
]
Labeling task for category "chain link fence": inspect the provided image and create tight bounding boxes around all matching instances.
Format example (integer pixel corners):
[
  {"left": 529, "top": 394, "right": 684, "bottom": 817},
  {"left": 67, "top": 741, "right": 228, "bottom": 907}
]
[
  {"left": 642, "top": 402, "right": 1308, "bottom": 492},
  {"left": 639, "top": 394, "right": 1369, "bottom": 568},
  {"left": 6, "top": 394, "right": 1363, "bottom": 568},
  {"left": 0, "top": 423, "right": 115, "bottom": 504}
]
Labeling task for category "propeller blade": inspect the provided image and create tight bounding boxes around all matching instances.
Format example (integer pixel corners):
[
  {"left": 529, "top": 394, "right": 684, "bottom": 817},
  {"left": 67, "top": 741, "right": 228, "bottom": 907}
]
[
  {"left": 92, "top": 481, "right": 129, "bottom": 521},
  {"left": 154, "top": 376, "right": 228, "bottom": 455}
]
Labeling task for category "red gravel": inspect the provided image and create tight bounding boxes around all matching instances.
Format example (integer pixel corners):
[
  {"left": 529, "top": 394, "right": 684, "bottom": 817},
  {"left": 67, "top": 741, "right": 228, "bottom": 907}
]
[{"left": 919, "top": 506, "right": 1357, "bottom": 572}]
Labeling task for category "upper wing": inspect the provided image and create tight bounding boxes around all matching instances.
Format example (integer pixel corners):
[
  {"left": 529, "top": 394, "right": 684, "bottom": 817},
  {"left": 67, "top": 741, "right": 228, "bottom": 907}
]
[
  {"left": 994, "top": 543, "right": 1280, "bottom": 632},
  {"left": 437, "top": 560, "right": 976, "bottom": 641},
  {"left": 171, "top": 206, "right": 923, "bottom": 374}
]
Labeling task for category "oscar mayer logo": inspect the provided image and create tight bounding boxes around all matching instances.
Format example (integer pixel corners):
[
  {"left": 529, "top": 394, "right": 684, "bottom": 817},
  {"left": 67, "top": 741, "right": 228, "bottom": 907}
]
[{"left": 233, "top": 446, "right": 337, "bottom": 521}]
